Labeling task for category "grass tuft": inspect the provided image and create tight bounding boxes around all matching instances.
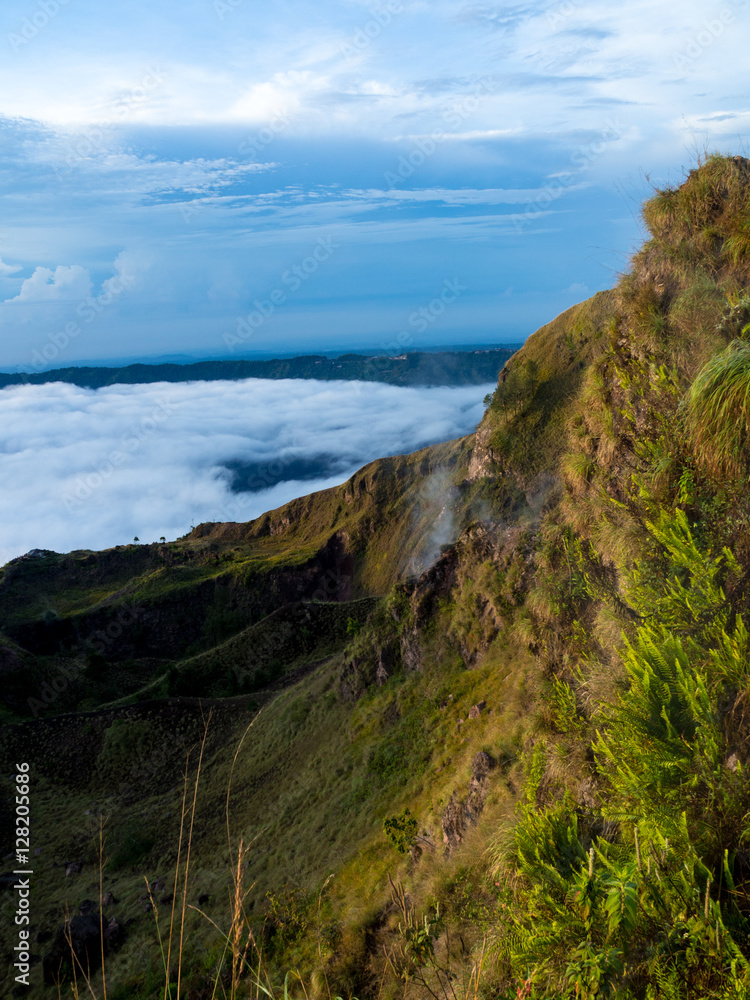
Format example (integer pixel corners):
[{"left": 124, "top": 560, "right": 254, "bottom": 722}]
[{"left": 684, "top": 338, "right": 750, "bottom": 479}]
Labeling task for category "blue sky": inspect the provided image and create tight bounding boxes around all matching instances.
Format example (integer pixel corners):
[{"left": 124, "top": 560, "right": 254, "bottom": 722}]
[{"left": 0, "top": 0, "right": 748, "bottom": 369}]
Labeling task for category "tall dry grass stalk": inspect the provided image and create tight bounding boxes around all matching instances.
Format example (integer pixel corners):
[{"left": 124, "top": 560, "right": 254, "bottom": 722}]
[
  {"left": 163, "top": 753, "right": 192, "bottom": 999},
  {"left": 59, "top": 702, "right": 495, "bottom": 1000},
  {"left": 98, "top": 817, "right": 108, "bottom": 1000},
  {"left": 176, "top": 712, "right": 211, "bottom": 1000},
  {"left": 56, "top": 818, "right": 110, "bottom": 1000}
]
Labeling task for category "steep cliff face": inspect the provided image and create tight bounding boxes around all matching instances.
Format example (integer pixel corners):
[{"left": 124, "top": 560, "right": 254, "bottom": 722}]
[{"left": 468, "top": 289, "right": 616, "bottom": 485}]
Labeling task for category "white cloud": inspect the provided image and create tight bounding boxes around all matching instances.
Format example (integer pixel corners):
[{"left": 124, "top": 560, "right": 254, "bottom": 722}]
[
  {"left": 27, "top": 138, "right": 276, "bottom": 197},
  {"left": 0, "top": 377, "right": 493, "bottom": 565},
  {"left": 0, "top": 258, "right": 22, "bottom": 277},
  {"left": 100, "top": 250, "right": 146, "bottom": 298},
  {"left": 344, "top": 186, "right": 544, "bottom": 204},
  {"left": 7, "top": 265, "right": 92, "bottom": 303},
  {"left": 223, "top": 71, "right": 332, "bottom": 124},
  {"left": 677, "top": 109, "right": 750, "bottom": 136},
  {"left": 0, "top": 0, "right": 744, "bottom": 139}
]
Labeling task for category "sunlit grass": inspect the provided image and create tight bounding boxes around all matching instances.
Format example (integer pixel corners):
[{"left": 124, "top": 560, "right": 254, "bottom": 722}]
[{"left": 684, "top": 338, "right": 750, "bottom": 479}]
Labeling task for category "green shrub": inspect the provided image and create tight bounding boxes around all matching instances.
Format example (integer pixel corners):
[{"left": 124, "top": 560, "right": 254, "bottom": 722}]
[{"left": 383, "top": 808, "right": 418, "bottom": 853}]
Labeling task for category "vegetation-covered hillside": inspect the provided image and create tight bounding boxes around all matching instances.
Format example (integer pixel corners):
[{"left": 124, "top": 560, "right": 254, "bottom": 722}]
[
  {"left": 3, "top": 154, "right": 750, "bottom": 1000},
  {"left": 0, "top": 347, "right": 518, "bottom": 391}
]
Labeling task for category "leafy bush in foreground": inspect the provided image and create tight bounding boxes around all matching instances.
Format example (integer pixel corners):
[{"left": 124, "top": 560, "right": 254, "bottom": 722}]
[{"left": 494, "top": 510, "right": 750, "bottom": 998}]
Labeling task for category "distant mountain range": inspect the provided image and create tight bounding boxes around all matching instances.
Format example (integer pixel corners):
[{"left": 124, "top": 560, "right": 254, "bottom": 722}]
[{"left": 0, "top": 347, "right": 521, "bottom": 390}]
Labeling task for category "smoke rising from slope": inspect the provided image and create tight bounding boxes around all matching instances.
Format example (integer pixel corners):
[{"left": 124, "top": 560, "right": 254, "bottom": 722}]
[{"left": 407, "top": 468, "right": 461, "bottom": 577}]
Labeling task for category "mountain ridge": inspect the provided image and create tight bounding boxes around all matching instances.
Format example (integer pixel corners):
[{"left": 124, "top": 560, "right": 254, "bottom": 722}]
[
  {"left": 3, "top": 154, "right": 750, "bottom": 999},
  {"left": 0, "top": 347, "right": 520, "bottom": 390}
]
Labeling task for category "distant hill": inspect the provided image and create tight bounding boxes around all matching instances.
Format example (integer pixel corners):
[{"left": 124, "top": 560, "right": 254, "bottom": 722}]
[{"left": 0, "top": 346, "right": 520, "bottom": 390}]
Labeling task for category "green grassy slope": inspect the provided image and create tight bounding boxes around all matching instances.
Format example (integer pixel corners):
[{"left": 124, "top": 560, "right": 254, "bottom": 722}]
[
  {"left": 0, "top": 284, "right": 613, "bottom": 996},
  {"left": 5, "top": 155, "right": 750, "bottom": 1000},
  {"left": 0, "top": 623, "right": 536, "bottom": 1000},
  {"left": 471, "top": 288, "right": 616, "bottom": 485}
]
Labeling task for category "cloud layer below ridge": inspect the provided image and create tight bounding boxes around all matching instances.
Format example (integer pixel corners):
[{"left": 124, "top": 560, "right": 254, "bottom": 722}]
[{"left": 0, "top": 376, "right": 493, "bottom": 565}]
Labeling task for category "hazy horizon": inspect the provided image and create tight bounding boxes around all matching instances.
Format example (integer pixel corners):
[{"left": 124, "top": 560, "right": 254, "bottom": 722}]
[{"left": 0, "top": 339, "right": 524, "bottom": 375}]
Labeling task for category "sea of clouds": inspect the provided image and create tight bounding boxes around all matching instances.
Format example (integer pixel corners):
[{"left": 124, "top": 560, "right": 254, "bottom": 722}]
[{"left": 0, "top": 377, "right": 494, "bottom": 565}]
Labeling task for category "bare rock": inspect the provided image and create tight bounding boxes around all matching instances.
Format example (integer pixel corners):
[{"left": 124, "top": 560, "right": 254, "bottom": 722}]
[
  {"left": 104, "top": 917, "right": 125, "bottom": 948},
  {"left": 467, "top": 425, "right": 498, "bottom": 482},
  {"left": 466, "top": 753, "right": 496, "bottom": 824},
  {"left": 441, "top": 753, "right": 497, "bottom": 853},
  {"left": 400, "top": 633, "right": 423, "bottom": 673},
  {"left": 339, "top": 656, "right": 375, "bottom": 701},
  {"left": 576, "top": 778, "right": 598, "bottom": 810},
  {"left": 471, "top": 751, "right": 496, "bottom": 779},
  {"left": 378, "top": 641, "right": 398, "bottom": 671},
  {"left": 43, "top": 914, "right": 101, "bottom": 985},
  {"left": 468, "top": 701, "right": 487, "bottom": 720},
  {"left": 441, "top": 792, "right": 466, "bottom": 852}
]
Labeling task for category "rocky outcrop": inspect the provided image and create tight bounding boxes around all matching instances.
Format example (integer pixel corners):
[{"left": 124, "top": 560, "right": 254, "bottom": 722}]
[
  {"left": 339, "top": 638, "right": 399, "bottom": 700},
  {"left": 467, "top": 423, "right": 499, "bottom": 481},
  {"left": 42, "top": 911, "right": 124, "bottom": 985},
  {"left": 441, "top": 752, "right": 497, "bottom": 852},
  {"left": 396, "top": 519, "right": 534, "bottom": 672}
]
